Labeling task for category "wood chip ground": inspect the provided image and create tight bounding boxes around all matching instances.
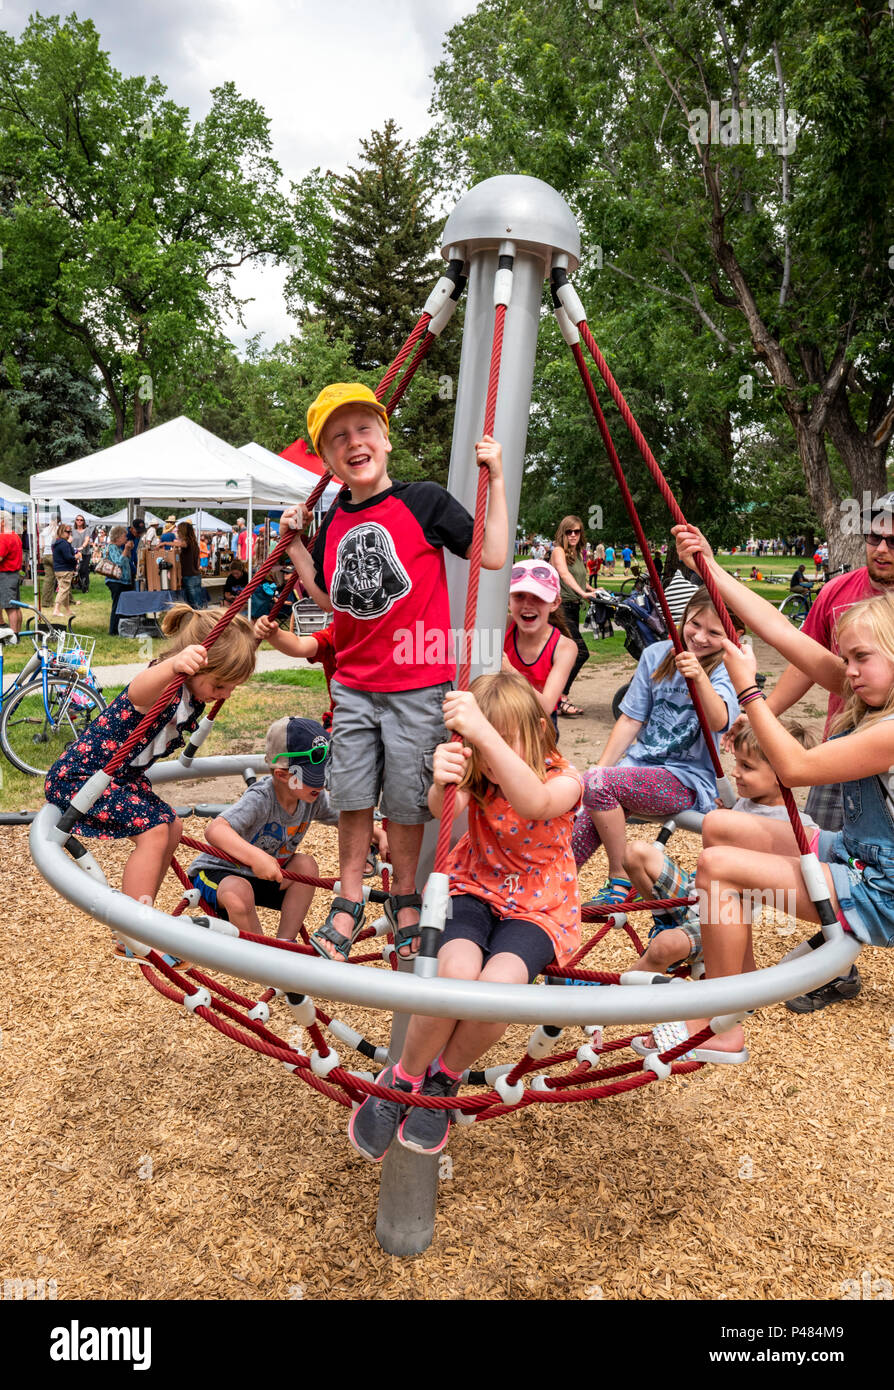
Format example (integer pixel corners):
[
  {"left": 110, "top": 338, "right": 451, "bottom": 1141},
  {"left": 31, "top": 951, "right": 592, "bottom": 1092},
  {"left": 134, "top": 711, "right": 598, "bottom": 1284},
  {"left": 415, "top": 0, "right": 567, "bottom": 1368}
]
[{"left": 2, "top": 813, "right": 892, "bottom": 1301}]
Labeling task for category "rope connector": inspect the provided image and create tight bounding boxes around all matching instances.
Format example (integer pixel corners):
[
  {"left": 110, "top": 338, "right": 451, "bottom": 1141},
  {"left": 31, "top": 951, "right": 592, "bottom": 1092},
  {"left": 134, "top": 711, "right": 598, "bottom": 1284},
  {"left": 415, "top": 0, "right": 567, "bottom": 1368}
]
[
  {"left": 183, "top": 986, "right": 212, "bottom": 1014},
  {"left": 550, "top": 263, "right": 586, "bottom": 325},
  {"left": 310, "top": 1047, "right": 340, "bottom": 1078},
  {"left": 493, "top": 241, "right": 515, "bottom": 309},
  {"left": 286, "top": 993, "right": 316, "bottom": 1026},
  {"left": 527, "top": 1024, "right": 562, "bottom": 1060},
  {"left": 494, "top": 1073, "right": 525, "bottom": 1107}
]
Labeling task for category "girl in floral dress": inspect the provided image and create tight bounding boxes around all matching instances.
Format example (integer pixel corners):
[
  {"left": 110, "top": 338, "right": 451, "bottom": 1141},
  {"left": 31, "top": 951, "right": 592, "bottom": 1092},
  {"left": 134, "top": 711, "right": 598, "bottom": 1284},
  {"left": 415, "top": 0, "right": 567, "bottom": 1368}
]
[{"left": 45, "top": 604, "right": 257, "bottom": 905}]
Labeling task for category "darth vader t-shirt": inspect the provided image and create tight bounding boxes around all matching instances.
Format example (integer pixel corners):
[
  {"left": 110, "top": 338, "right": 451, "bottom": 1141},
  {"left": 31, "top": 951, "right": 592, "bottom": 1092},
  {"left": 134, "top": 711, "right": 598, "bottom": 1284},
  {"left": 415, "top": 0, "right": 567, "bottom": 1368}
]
[{"left": 313, "top": 481, "right": 475, "bottom": 691}]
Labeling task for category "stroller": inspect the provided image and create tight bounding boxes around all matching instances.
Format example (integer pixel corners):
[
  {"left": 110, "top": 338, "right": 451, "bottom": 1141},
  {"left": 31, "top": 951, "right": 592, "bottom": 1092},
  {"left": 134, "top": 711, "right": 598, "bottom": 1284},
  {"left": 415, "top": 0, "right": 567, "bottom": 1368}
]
[{"left": 587, "top": 583, "right": 668, "bottom": 719}]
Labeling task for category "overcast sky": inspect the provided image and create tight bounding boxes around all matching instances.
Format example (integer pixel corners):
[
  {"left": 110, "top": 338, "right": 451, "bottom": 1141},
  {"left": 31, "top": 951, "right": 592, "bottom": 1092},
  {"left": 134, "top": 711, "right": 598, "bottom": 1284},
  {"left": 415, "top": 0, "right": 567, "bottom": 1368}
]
[{"left": 2, "top": 0, "right": 480, "bottom": 350}]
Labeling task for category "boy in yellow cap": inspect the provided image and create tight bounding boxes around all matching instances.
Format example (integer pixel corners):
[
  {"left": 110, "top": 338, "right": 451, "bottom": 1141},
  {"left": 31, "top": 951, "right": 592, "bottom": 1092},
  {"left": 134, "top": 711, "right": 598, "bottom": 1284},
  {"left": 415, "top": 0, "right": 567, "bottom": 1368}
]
[{"left": 278, "top": 382, "right": 507, "bottom": 962}]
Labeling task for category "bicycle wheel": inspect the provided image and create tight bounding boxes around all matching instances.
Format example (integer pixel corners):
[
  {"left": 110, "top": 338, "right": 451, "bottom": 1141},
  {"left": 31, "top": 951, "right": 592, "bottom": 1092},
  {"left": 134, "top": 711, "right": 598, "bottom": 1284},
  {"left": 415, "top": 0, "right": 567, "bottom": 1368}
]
[
  {"left": 0, "top": 676, "right": 107, "bottom": 777},
  {"left": 618, "top": 577, "right": 637, "bottom": 596},
  {"left": 777, "top": 594, "right": 809, "bottom": 628}
]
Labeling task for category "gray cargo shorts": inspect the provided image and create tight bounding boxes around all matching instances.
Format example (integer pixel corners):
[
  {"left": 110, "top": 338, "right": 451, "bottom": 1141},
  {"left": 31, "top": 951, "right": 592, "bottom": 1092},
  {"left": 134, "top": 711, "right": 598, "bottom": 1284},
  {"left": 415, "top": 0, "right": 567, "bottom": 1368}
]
[{"left": 329, "top": 679, "right": 451, "bottom": 823}]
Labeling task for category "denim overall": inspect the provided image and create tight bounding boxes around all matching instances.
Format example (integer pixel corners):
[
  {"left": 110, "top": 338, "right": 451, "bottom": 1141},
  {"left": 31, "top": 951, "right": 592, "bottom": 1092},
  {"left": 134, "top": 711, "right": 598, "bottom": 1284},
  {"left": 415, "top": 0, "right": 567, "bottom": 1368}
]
[{"left": 816, "top": 736, "right": 894, "bottom": 947}]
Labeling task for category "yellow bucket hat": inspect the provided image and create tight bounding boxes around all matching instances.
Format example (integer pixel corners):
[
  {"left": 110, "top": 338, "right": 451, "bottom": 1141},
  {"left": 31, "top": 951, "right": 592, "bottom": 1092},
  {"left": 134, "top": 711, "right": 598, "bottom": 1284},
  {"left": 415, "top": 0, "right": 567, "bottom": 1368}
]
[{"left": 307, "top": 382, "right": 389, "bottom": 455}]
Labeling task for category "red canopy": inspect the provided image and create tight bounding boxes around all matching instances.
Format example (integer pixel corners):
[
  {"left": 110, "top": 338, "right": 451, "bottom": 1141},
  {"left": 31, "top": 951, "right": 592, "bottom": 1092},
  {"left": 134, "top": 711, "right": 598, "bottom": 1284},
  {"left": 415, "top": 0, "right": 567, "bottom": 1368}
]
[{"left": 280, "top": 437, "right": 326, "bottom": 475}]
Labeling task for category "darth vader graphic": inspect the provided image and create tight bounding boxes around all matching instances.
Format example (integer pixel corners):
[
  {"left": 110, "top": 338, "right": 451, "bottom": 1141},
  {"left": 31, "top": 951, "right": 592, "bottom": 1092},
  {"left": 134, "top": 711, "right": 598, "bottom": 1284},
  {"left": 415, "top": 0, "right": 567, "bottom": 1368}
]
[{"left": 331, "top": 522, "right": 411, "bottom": 618}]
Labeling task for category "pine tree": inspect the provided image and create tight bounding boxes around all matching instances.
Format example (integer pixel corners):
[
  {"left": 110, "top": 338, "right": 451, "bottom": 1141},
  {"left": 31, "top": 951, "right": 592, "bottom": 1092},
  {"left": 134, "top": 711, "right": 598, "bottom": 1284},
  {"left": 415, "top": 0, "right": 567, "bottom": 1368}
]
[{"left": 313, "top": 121, "right": 459, "bottom": 485}]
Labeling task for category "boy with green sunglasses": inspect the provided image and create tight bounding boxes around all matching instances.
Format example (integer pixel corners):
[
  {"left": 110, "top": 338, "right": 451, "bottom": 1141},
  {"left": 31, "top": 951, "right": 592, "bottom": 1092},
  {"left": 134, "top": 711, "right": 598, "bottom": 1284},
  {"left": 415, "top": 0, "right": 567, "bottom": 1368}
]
[{"left": 188, "top": 717, "right": 385, "bottom": 940}]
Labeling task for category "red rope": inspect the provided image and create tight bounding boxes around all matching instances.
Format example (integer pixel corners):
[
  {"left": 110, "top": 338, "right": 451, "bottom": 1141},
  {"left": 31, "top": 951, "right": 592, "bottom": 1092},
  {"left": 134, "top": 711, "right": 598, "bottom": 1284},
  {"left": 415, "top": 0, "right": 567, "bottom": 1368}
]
[
  {"left": 576, "top": 319, "right": 810, "bottom": 854},
  {"left": 432, "top": 302, "right": 506, "bottom": 874},
  {"left": 375, "top": 312, "right": 433, "bottom": 400}
]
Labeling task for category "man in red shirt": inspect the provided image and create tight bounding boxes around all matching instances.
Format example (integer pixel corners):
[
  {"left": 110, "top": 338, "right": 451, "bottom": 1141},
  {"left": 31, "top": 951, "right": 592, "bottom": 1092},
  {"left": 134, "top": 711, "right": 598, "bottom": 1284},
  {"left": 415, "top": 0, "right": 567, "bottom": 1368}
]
[
  {"left": 0, "top": 512, "right": 24, "bottom": 635},
  {"left": 725, "top": 496, "right": 894, "bottom": 1011}
]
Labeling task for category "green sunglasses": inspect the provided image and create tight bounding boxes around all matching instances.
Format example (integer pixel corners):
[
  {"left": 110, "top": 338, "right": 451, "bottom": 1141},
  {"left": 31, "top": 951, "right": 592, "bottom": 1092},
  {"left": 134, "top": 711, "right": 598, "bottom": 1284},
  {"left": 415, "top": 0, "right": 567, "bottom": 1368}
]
[{"left": 271, "top": 744, "right": 329, "bottom": 766}]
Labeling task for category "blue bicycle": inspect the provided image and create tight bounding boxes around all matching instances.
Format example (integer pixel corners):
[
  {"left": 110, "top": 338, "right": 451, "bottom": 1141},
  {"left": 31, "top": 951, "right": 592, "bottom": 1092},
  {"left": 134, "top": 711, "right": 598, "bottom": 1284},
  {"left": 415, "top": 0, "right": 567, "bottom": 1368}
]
[{"left": 0, "top": 602, "right": 107, "bottom": 776}]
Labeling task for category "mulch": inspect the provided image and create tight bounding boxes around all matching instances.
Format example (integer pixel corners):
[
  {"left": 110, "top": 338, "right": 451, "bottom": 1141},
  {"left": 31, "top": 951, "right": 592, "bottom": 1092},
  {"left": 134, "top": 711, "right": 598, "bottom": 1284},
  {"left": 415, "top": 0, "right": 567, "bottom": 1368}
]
[{"left": 2, "top": 805, "right": 892, "bottom": 1302}]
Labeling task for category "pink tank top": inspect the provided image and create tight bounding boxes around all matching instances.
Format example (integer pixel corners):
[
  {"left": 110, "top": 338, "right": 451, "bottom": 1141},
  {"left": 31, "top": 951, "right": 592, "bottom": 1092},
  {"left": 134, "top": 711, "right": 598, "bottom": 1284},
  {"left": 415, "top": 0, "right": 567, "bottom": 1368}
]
[{"left": 503, "top": 623, "right": 561, "bottom": 707}]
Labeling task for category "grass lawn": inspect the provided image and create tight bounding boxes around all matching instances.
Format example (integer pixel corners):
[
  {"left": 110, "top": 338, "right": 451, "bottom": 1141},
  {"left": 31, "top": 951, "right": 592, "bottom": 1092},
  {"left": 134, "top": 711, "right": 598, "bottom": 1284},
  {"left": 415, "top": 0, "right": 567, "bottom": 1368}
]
[
  {"left": 0, "top": 669, "right": 327, "bottom": 813},
  {"left": 7, "top": 578, "right": 144, "bottom": 671}
]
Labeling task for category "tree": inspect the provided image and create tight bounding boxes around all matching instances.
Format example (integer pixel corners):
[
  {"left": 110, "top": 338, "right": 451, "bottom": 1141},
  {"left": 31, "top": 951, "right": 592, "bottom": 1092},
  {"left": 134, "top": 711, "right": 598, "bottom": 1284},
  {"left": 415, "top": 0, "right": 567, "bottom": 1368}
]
[
  {"left": 0, "top": 13, "right": 293, "bottom": 442},
  {"left": 1, "top": 347, "right": 109, "bottom": 477},
  {"left": 426, "top": 0, "right": 894, "bottom": 566},
  {"left": 290, "top": 121, "right": 459, "bottom": 484},
  {"left": 0, "top": 393, "right": 35, "bottom": 491}
]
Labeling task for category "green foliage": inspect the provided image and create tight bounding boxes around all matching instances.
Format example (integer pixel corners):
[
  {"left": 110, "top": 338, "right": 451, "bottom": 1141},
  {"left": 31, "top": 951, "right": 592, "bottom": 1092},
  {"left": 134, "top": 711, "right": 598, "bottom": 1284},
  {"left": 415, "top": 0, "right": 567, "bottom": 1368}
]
[
  {"left": 0, "top": 13, "right": 293, "bottom": 442},
  {"left": 426, "top": 0, "right": 894, "bottom": 554},
  {"left": 0, "top": 392, "right": 36, "bottom": 488},
  {"left": 0, "top": 350, "right": 109, "bottom": 477}
]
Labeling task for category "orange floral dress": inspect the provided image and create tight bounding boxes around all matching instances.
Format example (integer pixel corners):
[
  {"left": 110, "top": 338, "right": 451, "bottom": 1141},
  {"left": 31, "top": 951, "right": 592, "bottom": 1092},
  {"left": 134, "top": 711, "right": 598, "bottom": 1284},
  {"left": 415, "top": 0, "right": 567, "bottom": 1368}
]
[{"left": 447, "top": 756, "right": 582, "bottom": 968}]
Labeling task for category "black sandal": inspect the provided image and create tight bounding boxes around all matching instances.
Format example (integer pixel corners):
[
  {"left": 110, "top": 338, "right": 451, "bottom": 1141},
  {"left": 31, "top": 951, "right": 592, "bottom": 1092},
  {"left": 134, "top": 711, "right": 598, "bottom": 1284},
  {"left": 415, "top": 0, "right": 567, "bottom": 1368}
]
[
  {"left": 383, "top": 892, "right": 422, "bottom": 959},
  {"left": 310, "top": 896, "right": 366, "bottom": 962}
]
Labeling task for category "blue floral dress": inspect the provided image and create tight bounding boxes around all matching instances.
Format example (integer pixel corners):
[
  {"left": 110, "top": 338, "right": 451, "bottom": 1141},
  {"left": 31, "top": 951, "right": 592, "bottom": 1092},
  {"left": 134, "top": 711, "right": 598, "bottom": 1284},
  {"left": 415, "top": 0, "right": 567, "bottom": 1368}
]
[{"left": 45, "top": 685, "right": 204, "bottom": 839}]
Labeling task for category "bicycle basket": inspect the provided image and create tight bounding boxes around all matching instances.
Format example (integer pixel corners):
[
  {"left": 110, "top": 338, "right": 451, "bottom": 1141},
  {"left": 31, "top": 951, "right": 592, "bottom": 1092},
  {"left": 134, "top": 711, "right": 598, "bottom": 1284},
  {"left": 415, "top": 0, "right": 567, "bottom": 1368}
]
[{"left": 53, "top": 630, "right": 96, "bottom": 679}]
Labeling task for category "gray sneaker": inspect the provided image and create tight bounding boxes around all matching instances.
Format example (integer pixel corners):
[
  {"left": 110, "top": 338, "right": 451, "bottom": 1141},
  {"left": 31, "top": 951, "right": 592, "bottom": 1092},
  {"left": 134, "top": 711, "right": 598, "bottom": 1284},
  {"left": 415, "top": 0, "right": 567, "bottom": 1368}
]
[
  {"left": 348, "top": 1065, "right": 412, "bottom": 1162},
  {"left": 398, "top": 1068, "right": 461, "bottom": 1155}
]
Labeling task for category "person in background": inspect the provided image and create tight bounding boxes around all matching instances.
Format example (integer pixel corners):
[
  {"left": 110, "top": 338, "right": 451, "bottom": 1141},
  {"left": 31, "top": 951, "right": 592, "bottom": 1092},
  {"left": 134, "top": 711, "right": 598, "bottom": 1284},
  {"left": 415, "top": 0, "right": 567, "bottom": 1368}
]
[
  {"left": 161, "top": 515, "right": 177, "bottom": 543},
  {"left": 70, "top": 514, "right": 92, "bottom": 592},
  {"left": 550, "top": 515, "right": 597, "bottom": 717},
  {"left": 39, "top": 514, "right": 58, "bottom": 609},
  {"left": 104, "top": 525, "right": 134, "bottom": 636},
  {"left": 0, "top": 511, "right": 23, "bottom": 636},
  {"left": 223, "top": 557, "right": 248, "bottom": 601},
  {"left": 174, "top": 521, "right": 204, "bottom": 609},
  {"left": 50, "top": 522, "right": 80, "bottom": 623}
]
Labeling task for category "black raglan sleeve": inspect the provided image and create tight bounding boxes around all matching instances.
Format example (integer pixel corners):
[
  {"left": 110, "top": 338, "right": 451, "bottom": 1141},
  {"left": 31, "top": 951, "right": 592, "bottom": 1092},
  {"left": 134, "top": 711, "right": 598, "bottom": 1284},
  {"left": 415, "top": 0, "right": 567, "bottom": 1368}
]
[{"left": 399, "top": 481, "right": 475, "bottom": 558}]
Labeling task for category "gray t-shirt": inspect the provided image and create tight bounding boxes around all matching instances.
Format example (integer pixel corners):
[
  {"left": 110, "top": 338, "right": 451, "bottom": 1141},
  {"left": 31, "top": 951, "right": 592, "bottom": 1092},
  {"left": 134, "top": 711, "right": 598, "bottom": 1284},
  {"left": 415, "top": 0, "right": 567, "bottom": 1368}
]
[
  {"left": 188, "top": 776, "right": 339, "bottom": 878},
  {"left": 732, "top": 796, "right": 818, "bottom": 830}
]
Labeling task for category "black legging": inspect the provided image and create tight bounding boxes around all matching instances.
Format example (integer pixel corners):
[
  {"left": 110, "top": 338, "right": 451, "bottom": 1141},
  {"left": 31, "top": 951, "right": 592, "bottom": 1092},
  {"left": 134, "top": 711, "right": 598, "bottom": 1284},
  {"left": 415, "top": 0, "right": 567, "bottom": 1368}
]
[{"left": 560, "top": 600, "right": 589, "bottom": 696}]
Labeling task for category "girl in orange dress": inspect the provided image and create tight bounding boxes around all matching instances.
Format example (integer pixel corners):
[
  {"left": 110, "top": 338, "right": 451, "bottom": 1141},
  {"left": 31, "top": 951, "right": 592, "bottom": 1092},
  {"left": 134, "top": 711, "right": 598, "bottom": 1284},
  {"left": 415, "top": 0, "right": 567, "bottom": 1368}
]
[{"left": 349, "top": 671, "right": 582, "bottom": 1161}]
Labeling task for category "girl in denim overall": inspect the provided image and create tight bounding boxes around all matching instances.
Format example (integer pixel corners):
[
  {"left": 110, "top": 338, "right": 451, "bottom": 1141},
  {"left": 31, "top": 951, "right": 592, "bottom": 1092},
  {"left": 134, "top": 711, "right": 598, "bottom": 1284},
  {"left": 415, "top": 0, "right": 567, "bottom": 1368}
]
[{"left": 633, "top": 524, "right": 894, "bottom": 1064}]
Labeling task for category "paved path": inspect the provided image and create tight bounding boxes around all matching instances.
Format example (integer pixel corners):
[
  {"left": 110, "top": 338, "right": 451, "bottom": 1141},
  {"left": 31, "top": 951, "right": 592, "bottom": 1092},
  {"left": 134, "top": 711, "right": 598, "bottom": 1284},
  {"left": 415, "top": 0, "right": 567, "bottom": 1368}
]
[{"left": 89, "top": 648, "right": 310, "bottom": 688}]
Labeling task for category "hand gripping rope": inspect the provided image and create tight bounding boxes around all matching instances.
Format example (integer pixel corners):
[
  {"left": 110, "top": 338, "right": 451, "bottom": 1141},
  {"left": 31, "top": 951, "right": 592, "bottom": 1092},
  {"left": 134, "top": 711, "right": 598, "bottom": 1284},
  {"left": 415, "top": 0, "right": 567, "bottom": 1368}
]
[{"left": 551, "top": 262, "right": 839, "bottom": 932}]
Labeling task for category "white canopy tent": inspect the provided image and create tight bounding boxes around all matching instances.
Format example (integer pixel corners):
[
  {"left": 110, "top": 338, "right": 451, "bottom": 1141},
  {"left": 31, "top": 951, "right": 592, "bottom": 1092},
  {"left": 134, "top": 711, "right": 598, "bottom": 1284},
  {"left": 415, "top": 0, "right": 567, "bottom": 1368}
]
[
  {"left": 101, "top": 507, "right": 164, "bottom": 527},
  {"left": 176, "top": 511, "right": 233, "bottom": 532},
  {"left": 30, "top": 417, "right": 317, "bottom": 580},
  {"left": 239, "top": 441, "right": 341, "bottom": 511}
]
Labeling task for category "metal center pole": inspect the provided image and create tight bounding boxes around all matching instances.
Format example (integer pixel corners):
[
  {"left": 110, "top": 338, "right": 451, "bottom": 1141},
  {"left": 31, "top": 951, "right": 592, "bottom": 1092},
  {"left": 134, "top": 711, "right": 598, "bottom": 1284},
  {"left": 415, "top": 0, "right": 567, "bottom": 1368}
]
[{"left": 374, "top": 175, "right": 581, "bottom": 1257}]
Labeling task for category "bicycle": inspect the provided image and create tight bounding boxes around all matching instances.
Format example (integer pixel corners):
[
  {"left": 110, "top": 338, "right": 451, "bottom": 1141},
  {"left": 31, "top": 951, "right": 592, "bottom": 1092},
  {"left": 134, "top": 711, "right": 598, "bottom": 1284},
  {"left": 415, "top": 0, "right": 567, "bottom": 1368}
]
[
  {"left": 777, "top": 565, "right": 850, "bottom": 628},
  {"left": 0, "top": 602, "right": 107, "bottom": 776}
]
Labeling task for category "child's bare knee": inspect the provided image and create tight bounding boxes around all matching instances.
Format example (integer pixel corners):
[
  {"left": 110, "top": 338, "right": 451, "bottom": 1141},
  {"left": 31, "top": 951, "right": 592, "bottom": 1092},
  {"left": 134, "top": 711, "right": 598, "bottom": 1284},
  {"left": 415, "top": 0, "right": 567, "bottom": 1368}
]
[{"left": 624, "top": 839, "right": 649, "bottom": 869}]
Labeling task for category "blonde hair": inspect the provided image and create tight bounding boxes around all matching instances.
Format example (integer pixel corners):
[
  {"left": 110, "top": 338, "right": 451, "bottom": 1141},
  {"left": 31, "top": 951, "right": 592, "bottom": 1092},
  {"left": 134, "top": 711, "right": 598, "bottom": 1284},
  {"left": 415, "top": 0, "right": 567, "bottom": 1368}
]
[
  {"left": 460, "top": 671, "right": 558, "bottom": 807},
  {"left": 831, "top": 593, "right": 894, "bottom": 734},
  {"left": 158, "top": 605, "right": 257, "bottom": 686},
  {"left": 652, "top": 586, "right": 744, "bottom": 684},
  {"left": 733, "top": 717, "right": 819, "bottom": 763}
]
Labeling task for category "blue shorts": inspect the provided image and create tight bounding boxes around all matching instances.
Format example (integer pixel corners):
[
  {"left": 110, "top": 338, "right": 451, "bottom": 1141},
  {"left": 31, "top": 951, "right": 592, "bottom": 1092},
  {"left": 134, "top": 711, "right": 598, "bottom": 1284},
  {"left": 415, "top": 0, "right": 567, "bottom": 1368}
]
[
  {"left": 817, "top": 829, "right": 894, "bottom": 948},
  {"left": 440, "top": 894, "right": 555, "bottom": 982}
]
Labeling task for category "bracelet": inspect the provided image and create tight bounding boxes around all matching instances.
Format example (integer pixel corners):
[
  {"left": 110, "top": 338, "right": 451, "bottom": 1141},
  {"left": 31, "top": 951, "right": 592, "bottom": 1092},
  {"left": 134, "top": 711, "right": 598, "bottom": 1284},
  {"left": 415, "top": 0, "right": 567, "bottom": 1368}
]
[
  {"left": 739, "top": 689, "right": 765, "bottom": 707},
  {"left": 735, "top": 683, "right": 759, "bottom": 698}
]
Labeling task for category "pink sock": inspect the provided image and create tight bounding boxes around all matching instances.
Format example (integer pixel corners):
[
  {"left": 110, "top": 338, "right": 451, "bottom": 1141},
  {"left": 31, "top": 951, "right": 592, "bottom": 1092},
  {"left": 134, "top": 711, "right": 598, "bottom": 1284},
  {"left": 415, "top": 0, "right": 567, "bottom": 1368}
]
[
  {"left": 394, "top": 1061, "right": 424, "bottom": 1091},
  {"left": 433, "top": 1055, "right": 463, "bottom": 1082}
]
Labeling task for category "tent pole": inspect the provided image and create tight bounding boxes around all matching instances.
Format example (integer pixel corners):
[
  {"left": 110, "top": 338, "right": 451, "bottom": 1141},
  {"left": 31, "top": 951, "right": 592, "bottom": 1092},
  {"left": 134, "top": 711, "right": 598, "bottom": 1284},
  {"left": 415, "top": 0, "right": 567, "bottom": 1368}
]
[{"left": 247, "top": 500, "right": 253, "bottom": 583}]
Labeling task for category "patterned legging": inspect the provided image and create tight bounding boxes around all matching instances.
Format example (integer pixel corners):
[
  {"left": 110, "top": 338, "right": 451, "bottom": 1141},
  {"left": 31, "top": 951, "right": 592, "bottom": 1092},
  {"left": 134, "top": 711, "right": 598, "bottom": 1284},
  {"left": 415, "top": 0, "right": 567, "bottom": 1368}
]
[{"left": 572, "top": 765, "right": 697, "bottom": 868}]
